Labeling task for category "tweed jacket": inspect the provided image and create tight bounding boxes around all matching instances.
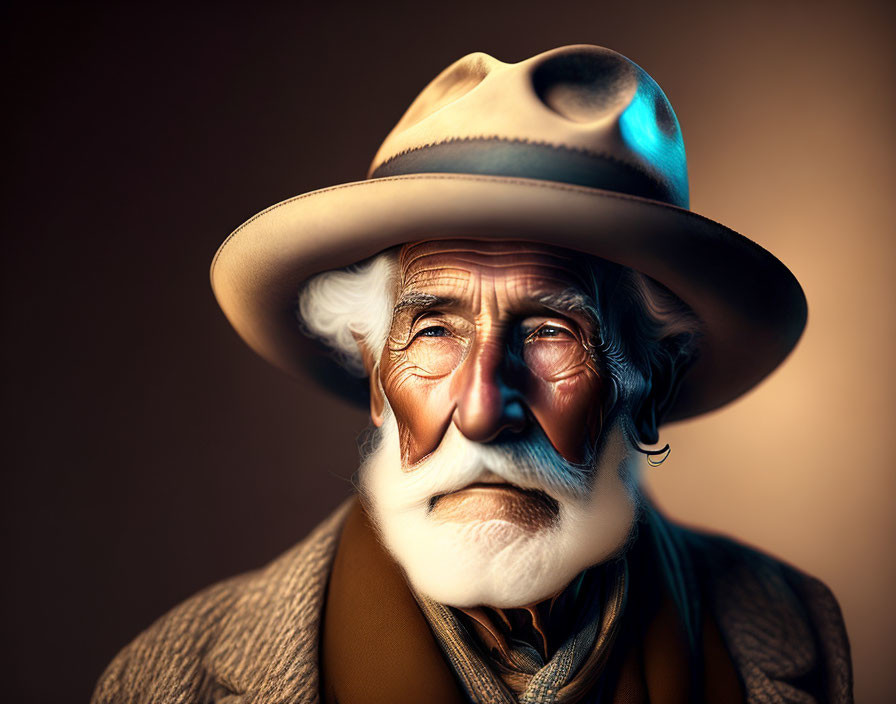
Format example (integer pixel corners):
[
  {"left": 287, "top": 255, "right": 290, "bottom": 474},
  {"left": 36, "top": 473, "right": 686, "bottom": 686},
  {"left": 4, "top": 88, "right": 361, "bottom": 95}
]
[{"left": 91, "top": 498, "right": 852, "bottom": 704}]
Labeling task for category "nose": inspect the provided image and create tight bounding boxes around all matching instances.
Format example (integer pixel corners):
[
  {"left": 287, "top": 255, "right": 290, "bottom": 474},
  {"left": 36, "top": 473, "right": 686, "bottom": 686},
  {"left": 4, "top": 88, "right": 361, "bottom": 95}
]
[{"left": 452, "top": 338, "right": 527, "bottom": 443}]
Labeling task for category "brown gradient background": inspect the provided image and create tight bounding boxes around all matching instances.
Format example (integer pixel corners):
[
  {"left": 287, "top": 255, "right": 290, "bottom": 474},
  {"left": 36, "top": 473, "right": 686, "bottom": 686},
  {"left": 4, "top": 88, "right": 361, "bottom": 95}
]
[{"left": 3, "top": 2, "right": 893, "bottom": 701}]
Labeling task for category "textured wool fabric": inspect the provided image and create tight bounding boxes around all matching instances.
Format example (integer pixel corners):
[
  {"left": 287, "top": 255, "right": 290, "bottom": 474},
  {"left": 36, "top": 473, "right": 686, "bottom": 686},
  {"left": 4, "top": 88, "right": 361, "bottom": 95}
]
[
  {"left": 92, "top": 500, "right": 354, "bottom": 704},
  {"left": 415, "top": 560, "right": 626, "bottom": 704},
  {"left": 92, "top": 496, "right": 853, "bottom": 703},
  {"left": 451, "top": 562, "right": 626, "bottom": 697}
]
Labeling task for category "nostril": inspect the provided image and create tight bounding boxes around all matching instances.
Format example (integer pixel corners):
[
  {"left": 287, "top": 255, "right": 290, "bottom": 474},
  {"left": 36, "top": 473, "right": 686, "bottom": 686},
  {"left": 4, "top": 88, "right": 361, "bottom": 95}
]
[
  {"left": 453, "top": 395, "right": 529, "bottom": 444},
  {"left": 503, "top": 399, "right": 528, "bottom": 432}
]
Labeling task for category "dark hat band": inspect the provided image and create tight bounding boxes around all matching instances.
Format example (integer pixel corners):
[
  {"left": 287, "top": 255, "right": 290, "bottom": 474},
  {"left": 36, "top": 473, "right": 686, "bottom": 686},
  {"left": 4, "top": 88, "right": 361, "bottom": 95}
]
[{"left": 370, "top": 137, "right": 682, "bottom": 208}]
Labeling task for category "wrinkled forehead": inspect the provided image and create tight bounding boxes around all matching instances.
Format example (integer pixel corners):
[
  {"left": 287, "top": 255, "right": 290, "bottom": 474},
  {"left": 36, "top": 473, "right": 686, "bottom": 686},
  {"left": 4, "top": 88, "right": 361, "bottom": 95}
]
[{"left": 397, "top": 239, "right": 595, "bottom": 295}]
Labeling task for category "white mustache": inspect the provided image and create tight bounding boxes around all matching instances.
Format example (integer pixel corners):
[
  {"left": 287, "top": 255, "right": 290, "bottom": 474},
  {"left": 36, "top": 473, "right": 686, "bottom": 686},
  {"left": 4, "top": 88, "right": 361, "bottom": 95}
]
[{"left": 363, "top": 410, "right": 594, "bottom": 515}]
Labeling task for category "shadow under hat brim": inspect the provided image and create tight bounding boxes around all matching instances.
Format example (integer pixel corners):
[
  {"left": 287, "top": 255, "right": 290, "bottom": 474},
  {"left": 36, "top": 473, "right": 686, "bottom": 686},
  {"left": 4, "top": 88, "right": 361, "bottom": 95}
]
[{"left": 210, "top": 173, "right": 806, "bottom": 423}]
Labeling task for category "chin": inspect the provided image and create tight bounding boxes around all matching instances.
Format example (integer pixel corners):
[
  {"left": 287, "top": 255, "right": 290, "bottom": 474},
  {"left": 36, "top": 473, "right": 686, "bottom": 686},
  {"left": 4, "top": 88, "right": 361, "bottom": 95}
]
[{"left": 359, "top": 408, "right": 642, "bottom": 609}]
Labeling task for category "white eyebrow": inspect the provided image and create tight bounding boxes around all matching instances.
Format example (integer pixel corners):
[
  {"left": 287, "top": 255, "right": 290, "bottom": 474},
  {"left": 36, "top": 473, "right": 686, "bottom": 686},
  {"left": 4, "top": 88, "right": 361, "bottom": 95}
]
[
  {"left": 392, "top": 289, "right": 601, "bottom": 332},
  {"left": 392, "top": 291, "right": 455, "bottom": 315},
  {"left": 533, "top": 289, "right": 600, "bottom": 327}
]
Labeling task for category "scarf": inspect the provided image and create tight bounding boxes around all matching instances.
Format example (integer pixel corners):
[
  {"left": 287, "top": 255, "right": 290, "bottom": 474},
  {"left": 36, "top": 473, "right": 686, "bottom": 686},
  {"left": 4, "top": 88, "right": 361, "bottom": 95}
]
[
  {"left": 415, "top": 559, "right": 627, "bottom": 704},
  {"left": 321, "top": 498, "right": 745, "bottom": 704}
]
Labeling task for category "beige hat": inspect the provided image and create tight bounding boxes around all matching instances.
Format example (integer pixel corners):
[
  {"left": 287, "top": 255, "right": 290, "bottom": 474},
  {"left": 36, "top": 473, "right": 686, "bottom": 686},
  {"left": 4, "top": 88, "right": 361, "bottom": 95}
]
[{"left": 211, "top": 45, "right": 806, "bottom": 423}]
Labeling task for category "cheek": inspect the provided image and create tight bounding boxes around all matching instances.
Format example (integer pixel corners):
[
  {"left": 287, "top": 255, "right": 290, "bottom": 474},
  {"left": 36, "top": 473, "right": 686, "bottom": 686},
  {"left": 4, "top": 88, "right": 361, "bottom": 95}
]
[
  {"left": 379, "top": 357, "right": 457, "bottom": 465},
  {"left": 523, "top": 339, "right": 590, "bottom": 379},
  {"left": 527, "top": 370, "right": 605, "bottom": 463},
  {"left": 404, "top": 337, "right": 464, "bottom": 376}
]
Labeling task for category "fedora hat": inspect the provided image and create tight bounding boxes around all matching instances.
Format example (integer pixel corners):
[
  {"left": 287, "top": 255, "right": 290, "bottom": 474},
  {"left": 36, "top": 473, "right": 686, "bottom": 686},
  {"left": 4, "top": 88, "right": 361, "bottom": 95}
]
[{"left": 211, "top": 44, "right": 806, "bottom": 423}]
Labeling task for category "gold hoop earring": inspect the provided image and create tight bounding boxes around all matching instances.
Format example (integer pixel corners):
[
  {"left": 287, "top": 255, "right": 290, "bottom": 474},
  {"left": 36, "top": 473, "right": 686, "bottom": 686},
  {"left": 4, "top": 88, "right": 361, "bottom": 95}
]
[{"left": 636, "top": 443, "right": 670, "bottom": 467}]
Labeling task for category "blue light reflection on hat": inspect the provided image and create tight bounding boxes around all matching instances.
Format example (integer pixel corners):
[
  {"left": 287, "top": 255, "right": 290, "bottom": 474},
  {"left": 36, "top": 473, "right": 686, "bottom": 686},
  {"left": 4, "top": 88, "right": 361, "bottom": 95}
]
[{"left": 619, "top": 83, "right": 689, "bottom": 208}]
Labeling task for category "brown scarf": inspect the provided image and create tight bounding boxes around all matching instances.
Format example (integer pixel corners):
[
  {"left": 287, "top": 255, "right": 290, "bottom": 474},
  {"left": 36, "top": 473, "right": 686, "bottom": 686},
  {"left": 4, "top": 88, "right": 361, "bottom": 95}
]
[{"left": 321, "top": 499, "right": 742, "bottom": 703}]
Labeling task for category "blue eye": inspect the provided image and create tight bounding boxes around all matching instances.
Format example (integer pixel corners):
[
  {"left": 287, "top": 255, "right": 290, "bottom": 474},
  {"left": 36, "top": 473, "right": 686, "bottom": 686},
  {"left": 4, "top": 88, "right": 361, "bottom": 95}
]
[{"left": 416, "top": 325, "right": 450, "bottom": 338}]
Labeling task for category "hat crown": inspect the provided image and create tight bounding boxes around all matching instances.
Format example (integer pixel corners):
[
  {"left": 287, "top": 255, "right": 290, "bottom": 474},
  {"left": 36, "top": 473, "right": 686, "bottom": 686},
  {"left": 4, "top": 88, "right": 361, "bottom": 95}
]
[
  {"left": 213, "top": 45, "right": 806, "bottom": 423},
  {"left": 369, "top": 45, "right": 689, "bottom": 208}
]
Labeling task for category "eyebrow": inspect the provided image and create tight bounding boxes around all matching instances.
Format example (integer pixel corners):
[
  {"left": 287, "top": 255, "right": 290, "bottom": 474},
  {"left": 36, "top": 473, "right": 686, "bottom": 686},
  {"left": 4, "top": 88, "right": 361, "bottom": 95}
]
[
  {"left": 392, "top": 291, "right": 457, "bottom": 315},
  {"left": 533, "top": 290, "right": 601, "bottom": 328},
  {"left": 392, "top": 289, "right": 600, "bottom": 327}
]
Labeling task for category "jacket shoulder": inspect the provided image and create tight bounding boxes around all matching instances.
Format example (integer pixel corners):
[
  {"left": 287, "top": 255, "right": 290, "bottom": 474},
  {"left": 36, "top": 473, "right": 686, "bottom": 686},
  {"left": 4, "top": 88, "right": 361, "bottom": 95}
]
[
  {"left": 91, "top": 499, "right": 353, "bottom": 704},
  {"left": 673, "top": 521, "right": 853, "bottom": 703},
  {"left": 91, "top": 576, "right": 246, "bottom": 704}
]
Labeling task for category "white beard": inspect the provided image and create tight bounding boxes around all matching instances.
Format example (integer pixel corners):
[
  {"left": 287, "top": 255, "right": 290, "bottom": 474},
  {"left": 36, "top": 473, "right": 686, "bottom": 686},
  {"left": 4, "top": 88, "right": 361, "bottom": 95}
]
[{"left": 358, "top": 403, "right": 643, "bottom": 608}]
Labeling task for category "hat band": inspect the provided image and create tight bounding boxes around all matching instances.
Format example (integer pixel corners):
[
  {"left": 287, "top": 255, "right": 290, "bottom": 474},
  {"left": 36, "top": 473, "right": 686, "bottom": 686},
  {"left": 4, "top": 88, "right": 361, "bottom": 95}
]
[{"left": 369, "top": 137, "right": 681, "bottom": 207}]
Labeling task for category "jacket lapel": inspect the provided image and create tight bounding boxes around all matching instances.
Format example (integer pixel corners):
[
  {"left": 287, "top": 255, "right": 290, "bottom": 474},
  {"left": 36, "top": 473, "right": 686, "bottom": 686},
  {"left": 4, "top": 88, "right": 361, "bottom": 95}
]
[
  {"left": 320, "top": 497, "right": 743, "bottom": 704},
  {"left": 321, "top": 498, "right": 468, "bottom": 704}
]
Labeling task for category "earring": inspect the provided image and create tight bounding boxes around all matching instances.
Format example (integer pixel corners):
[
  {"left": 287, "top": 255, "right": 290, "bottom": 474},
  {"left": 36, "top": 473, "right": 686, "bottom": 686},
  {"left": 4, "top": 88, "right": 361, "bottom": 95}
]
[{"left": 636, "top": 443, "right": 670, "bottom": 467}]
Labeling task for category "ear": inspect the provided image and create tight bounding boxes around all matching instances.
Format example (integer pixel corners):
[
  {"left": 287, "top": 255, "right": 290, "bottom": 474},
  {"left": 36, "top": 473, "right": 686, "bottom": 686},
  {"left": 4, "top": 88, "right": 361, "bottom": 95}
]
[
  {"left": 633, "top": 393, "right": 660, "bottom": 446},
  {"left": 633, "top": 344, "right": 697, "bottom": 445},
  {"left": 351, "top": 331, "right": 385, "bottom": 427}
]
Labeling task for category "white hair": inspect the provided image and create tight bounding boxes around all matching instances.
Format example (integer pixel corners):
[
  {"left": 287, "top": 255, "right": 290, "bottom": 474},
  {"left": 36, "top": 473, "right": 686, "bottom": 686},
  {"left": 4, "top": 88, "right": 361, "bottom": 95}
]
[
  {"left": 296, "top": 245, "right": 703, "bottom": 607},
  {"left": 296, "top": 249, "right": 399, "bottom": 376},
  {"left": 297, "top": 247, "right": 702, "bottom": 430},
  {"left": 359, "top": 401, "right": 639, "bottom": 607}
]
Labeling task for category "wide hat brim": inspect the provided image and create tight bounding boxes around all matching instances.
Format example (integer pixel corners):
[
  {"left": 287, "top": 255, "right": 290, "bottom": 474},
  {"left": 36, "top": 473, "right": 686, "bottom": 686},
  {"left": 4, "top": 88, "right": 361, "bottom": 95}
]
[{"left": 211, "top": 172, "right": 806, "bottom": 423}]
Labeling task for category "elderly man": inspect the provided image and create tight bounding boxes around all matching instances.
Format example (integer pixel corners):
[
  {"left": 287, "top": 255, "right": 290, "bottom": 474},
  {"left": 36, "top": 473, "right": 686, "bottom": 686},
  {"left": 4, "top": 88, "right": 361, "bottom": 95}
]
[{"left": 93, "top": 46, "right": 852, "bottom": 703}]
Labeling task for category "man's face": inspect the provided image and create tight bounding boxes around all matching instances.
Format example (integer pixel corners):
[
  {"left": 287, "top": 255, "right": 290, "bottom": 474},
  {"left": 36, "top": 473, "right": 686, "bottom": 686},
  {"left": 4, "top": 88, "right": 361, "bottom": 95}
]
[
  {"left": 381, "top": 239, "right": 607, "bottom": 466},
  {"left": 360, "top": 239, "right": 641, "bottom": 608}
]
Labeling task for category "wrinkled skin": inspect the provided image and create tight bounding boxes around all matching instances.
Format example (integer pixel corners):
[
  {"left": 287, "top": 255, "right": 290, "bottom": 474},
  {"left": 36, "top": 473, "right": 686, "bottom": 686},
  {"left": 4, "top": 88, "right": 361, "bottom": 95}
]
[
  {"left": 356, "top": 239, "right": 640, "bottom": 609},
  {"left": 366, "top": 239, "right": 612, "bottom": 469}
]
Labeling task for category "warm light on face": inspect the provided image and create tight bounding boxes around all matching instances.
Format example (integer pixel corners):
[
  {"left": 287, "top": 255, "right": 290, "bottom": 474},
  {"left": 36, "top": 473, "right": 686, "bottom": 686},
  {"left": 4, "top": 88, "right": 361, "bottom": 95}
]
[
  {"left": 376, "top": 239, "right": 610, "bottom": 468},
  {"left": 359, "top": 240, "right": 642, "bottom": 607}
]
